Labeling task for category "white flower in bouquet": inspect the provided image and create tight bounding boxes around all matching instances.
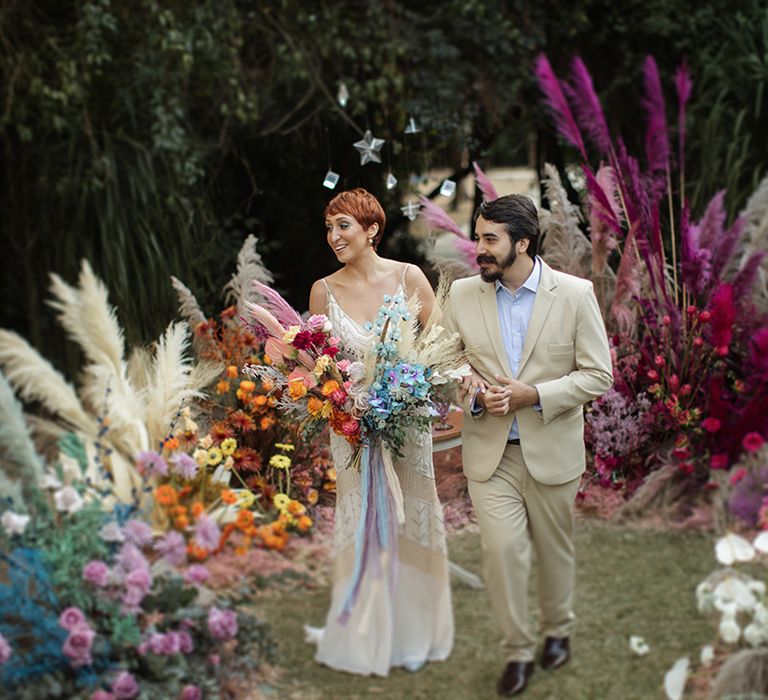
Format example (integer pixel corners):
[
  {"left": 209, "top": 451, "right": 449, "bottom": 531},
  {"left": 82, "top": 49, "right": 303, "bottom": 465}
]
[
  {"left": 346, "top": 361, "right": 366, "bottom": 382},
  {"left": 54, "top": 486, "right": 84, "bottom": 514},
  {"left": 718, "top": 617, "right": 742, "bottom": 644},
  {"left": 743, "top": 622, "right": 767, "bottom": 647},
  {"left": 40, "top": 472, "right": 63, "bottom": 490},
  {"left": 715, "top": 533, "right": 755, "bottom": 566},
  {"left": 1, "top": 510, "right": 30, "bottom": 535},
  {"left": 754, "top": 602, "right": 768, "bottom": 627},
  {"left": 714, "top": 577, "right": 757, "bottom": 613},
  {"left": 754, "top": 531, "right": 768, "bottom": 554},
  {"left": 747, "top": 580, "right": 767, "bottom": 597},
  {"left": 99, "top": 520, "right": 125, "bottom": 543},
  {"left": 696, "top": 581, "right": 715, "bottom": 613},
  {"left": 430, "top": 364, "right": 471, "bottom": 385},
  {"left": 699, "top": 644, "right": 715, "bottom": 666},
  {"left": 663, "top": 657, "right": 689, "bottom": 700},
  {"left": 629, "top": 635, "right": 650, "bottom": 656}
]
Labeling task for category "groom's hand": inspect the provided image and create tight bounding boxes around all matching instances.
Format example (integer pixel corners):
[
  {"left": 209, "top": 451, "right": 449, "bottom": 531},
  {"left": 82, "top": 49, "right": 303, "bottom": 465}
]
[
  {"left": 495, "top": 375, "right": 540, "bottom": 411},
  {"left": 480, "top": 383, "right": 512, "bottom": 416},
  {"left": 459, "top": 368, "right": 487, "bottom": 401}
]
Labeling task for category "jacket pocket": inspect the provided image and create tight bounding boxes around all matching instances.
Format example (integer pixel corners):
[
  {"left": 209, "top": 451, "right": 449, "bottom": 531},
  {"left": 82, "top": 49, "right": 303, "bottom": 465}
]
[{"left": 547, "top": 342, "right": 574, "bottom": 356}]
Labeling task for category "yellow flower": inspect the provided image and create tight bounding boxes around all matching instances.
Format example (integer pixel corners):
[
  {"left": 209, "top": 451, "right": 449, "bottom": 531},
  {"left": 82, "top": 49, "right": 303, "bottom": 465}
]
[
  {"left": 200, "top": 435, "right": 213, "bottom": 449},
  {"left": 282, "top": 326, "right": 300, "bottom": 343},
  {"left": 287, "top": 378, "right": 308, "bottom": 400},
  {"left": 313, "top": 354, "right": 331, "bottom": 377},
  {"left": 269, "top": 454, "right": 292, "bottom": 470},
  {"left": 273, "top": 493, "right": 290, "bottom": 511},
  {"left": 193, "top": 449, "right": 208, "bottom": 467},
  {"left": 320, "top": 400, "right": 333, "bottom": 419},
  {"left": 274, "top": 443, "right": 295, "bottom": 452},
  {"left": 207, "top": 447, "right": 223, "bottom": 466},
  {"left": 237, "top": 490, "right": 256, "bottom": 508},
  {"left": 321, "top": 380, "right": 340, "bottom": 397},
  {"left": 220, "top": 438, "right": 237, "bottom": 456}
]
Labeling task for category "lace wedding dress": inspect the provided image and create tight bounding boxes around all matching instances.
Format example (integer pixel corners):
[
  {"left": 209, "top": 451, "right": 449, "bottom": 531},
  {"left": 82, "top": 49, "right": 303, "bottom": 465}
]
[{"left": 307, "top": 274, "right": 454, "bottom": 676}]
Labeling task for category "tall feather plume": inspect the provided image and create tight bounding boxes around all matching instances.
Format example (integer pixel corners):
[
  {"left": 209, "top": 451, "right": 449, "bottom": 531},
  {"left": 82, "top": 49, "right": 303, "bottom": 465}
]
[
  {"left": 224, "top": 235, "right": 274, "bottom": 317},
  {"left": 750, "top": 327, "right": 768, "bottom": 380},
  {"left": 566, "top": 56, "right": 612, "bottom": 157},
  {"left": 698, "top": 190, "right": 727, "bottom": 252},
  {"left": 675, "top": 61, "right": 692, "bottom": 182},
  {"left": 534, "top": 54, "right": 588, "bottom": 160},
  {"left": 418, "top": 197, "right": 478, "bottom": 274},
  {"left": 0, "top": 330, "right": 97, "bottom": 436},
  {"left": 143, "top": 322, "right": 204, "bottom": 449},
  {"left": 472, "top": 161, "right": 499, "bottom": 201},
  {"left": 730, "top": 251, "right": 767, "bottom": 301},
  {"left": 127, "top": 346, "right": 153, "bottom": 392},
  {"left": 418, "top": 196, "right": 465, "bottom": 237},
  {"left": 539, "top": 164, "right": 591, "bottom": 279},
  {"left": 736, "top": 174, "right": 768, "bottom": 309},
  {"left": 642, "top": 56, "right": 670, "bottom": 174},
  {"left": 589, "top": 165, "right": 621, "bottom": 278},
  {"left": 707, "top": 284, "right": 736, "bottom": 350},
  {"left": 710, "top": 215, "right": 746, "bottom": 282},
  {"left": 424, "top": 252, "right": 477, "bottom": 280},
  {"left": 0, "top": 371, "right": 46, "bottom": 505},
  {"left": 610, "top": 224, "right": 642, "bottom": 334},
  {"left": 243, "top": 300, "right": 287, "bottom": 339},
  {"left": 251, "top": 280, "right": 303, "bottom": 328},
  {"left": 170, "top": 275, "right": 207, "bottom": 328}
]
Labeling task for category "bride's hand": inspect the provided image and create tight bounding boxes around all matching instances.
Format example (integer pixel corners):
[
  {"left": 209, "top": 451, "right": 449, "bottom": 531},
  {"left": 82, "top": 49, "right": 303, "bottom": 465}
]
[{"left": 459, "top": 368, "right": 487, "bottom": 401}]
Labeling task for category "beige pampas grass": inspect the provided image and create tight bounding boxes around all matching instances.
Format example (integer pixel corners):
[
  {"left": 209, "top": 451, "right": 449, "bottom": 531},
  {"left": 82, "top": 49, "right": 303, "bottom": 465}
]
[
  {"left": 737, "top": 173, "right": 768, "bottom": 310},
  {"left": 170, "top": 275, "right": 208, "bottom": 327},
  {"left": 224, "top": 234, "right": 274, "bottom": 316}
]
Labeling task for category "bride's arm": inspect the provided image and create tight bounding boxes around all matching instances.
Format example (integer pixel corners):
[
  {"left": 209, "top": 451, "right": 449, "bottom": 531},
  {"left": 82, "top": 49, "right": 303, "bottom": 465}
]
[
  {"left": 403, "top": 264, "right": 435, "bottom": 328},
  {"left": 308, "top": 280, "right": 328, "bottom": 316}
]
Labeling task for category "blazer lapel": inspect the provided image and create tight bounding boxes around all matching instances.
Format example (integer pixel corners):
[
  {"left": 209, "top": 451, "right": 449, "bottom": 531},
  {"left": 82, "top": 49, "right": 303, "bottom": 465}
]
[
  {"left": 478, "top": 281, "right": 513, "bottom": 376},
  {"left": 517, "top": 262, "right": 557, "bottom": 376}
]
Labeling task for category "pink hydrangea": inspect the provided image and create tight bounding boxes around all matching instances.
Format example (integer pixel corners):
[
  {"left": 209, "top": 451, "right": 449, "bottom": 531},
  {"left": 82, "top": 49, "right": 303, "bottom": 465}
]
[
  {"left": 111, "top": 670, "right": 139, "bottom": 699},
  {"left": 207, "top": 607, "right": 238, "bottom": 640},
  {"left": 90, "top": 691, "right": 114, "bottom": 700},
  {"left": 124, "top": 567, "right": 152, "bottom": 594},
  {"left": 59, "top": 607, "right": 87, "bottom": 631},
  {"left": 62, "top": 624, "right": 95, "bottom": 667},
  {"left": 114, "top": 543, "right": 150, "bottom": 578},
  {"left": 83, "top": 560, "right": 110, "bottom": 587},
  {"left": 0, "top": 633, "right": 12, "bottom": 664},
  {"left": 149, "top": 632, "right": 180, "bottom": 656},
  {"left": 123, "top": 519, "right": 153, "bottom": 547},
  {"left": 135, "top": 450, "right": 168, "bottom": 477},
  {"left": 175, "top": 630, "right": 194, "bottom": 654},
  {"left": 179, "top": 685, "right": 202, "bottom": 700},
  {"left": 193, "top": 514, "right": 221, "bottom": 553},
  {"left": 184, "top": 564, "right": 210, "bottom": 585},
  {"left": 154, "top": 531, "right": 187, "bottom": 567}
]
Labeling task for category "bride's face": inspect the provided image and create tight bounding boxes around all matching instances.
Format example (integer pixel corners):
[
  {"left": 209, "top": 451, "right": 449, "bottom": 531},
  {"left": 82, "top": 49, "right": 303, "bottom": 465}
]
[{"left": 325, "top": 213, "right": 377, "bottom": 262}]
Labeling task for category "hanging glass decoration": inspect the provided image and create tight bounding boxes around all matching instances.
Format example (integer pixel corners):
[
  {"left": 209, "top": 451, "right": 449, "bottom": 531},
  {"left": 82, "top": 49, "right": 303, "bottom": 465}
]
[
  {"left": 322, "top": 171, "right": 340, "bottom": 189},
  {"left": 386, "top": 172, "right": 398, "bottom": 190},
  {"left": 439, "top": 179, "right": 457, "bottom": 197},
  {"left": 404, "top": 117, "right": 421, "bottom": 134},
  {"left": 400, "top": 200, "right": 420, "bottom": 221},
  {"left": 337, "top": 82, "right": 349, "bottom": 108},
  {"left": 353, "top": 130, "right": 385, "bottom": 165}
]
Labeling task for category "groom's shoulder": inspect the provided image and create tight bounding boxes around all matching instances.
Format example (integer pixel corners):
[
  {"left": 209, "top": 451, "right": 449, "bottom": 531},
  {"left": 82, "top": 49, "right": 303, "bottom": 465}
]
[
  {"left": 449, "top": 274, "right": 483, "bottom": 296},
  {"left": 546, "top": 264, "right": 593, "bottom": 294}
]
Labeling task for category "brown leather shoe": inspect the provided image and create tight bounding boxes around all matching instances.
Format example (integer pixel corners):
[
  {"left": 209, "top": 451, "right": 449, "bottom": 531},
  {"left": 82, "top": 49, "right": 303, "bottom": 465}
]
[
  {"left": 541, "top": 636, "right": 570, "bottom": 670},
  {"left": 497, "top": 661, "right": 534, "bottom": 697}
]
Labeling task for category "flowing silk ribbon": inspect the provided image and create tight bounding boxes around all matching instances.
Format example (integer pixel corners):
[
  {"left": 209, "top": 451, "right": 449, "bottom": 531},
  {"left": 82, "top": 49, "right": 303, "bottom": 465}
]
[{"left": 338, "top": 442, "right": 404, "bottom": 626}]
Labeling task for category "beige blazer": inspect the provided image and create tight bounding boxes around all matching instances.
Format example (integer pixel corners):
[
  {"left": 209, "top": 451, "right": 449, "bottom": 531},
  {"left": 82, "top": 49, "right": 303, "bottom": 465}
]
[{"left": 442, "top": 260, "right": 613, "bottom": 486}]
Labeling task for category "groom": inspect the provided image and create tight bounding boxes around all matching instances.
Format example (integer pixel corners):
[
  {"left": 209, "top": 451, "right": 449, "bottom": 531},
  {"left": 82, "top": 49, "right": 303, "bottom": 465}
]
[{"left": 442, "top": 194, "right": 612, "bottom": 697}]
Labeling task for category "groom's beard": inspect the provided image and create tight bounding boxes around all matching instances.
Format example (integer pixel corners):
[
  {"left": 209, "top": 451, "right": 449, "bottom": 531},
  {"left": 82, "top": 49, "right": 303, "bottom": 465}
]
[{"left": 477, "top": 248, "right": 517, "bottom": 283}]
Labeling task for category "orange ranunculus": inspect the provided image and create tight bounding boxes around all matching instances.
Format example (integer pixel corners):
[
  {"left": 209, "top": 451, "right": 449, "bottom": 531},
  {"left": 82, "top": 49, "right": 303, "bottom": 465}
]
[
  {"left": 163, "top": 436, "right": 179, "bottom": 451},
  {"left": 287, "top": 500, "right": 306, "bottom": 516},
  {"left": 190, "top": 501, "right": 205, "bottom": 518},
  {"left": 174, "top": 515, "right": 190, "bottom": 529},
  {"left": 321, "top": 380, "right": 340, "bottom": 397},
  {"left": 172, "top": 505, "right": 188, "bottom": 517},
  {"left": 226, "top": 365, "right": 239, "bottom": 379},
  {"left": 221, "top": 489, "right": 238, "bottom": 505},
  {"left": 253, "top": 394, "right": 268, "bottom": 406},
  {"left": 239, "top": 380, "right": 256, "bottom": 394},
  {"left": 306, "top": 397, "right": 323, "bottom": 416},
  {"left": 263, "top": 353, "right": 272, "bottom": 365},
  {"left": 235, "top": 510, "right": 255, "bottom": 530},
  {"left": 260, "top": 416, "right": 275, "bottom": 430},
  {"left": 216, "top": 380, "right": 230, "bottom": 395},
  {"left": 268, "top": 396, "right": 277, "bottom": 407},
  {"left": 154, "top": 485, "right": 178, "bottom": 507},
  {"left": 187, "top": 543, "right": 208, "bottom": 561},
  {"left": 297, "top": 515, "right": 313, "bottom": 532},
  {"left": 287, "top": 379, "right": 308, "bottom": 400}
]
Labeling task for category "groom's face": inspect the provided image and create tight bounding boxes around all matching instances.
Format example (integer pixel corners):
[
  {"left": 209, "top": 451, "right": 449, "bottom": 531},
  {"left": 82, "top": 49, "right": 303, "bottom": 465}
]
[{"left": 473, "top": 216, "right": 516, "bottom": 283}]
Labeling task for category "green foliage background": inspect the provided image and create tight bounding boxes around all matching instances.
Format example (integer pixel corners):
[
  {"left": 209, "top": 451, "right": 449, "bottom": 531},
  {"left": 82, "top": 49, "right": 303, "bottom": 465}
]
[{"left": 2, "top": 0, "right": 766, "bottom": 373}]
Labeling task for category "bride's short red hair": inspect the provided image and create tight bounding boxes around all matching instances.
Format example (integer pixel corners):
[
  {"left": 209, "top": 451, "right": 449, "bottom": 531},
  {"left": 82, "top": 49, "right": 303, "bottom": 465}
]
[{"left": 324, "top": 188, "right": 386, "bottom": 248}]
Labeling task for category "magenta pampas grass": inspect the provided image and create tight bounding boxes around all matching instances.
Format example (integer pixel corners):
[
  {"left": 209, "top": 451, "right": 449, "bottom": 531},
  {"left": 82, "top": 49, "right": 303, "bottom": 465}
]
[
  {"left": 534, "top": 54, "right": 588, "bottom": 160},
  {"left": 252, "top": 280, "right": 303, "bottom": 328},
  {"left": 610, "top": 225, "right": 642, "bottom": 333},
  {"left": 708, "top": 283, "right": 736, "bottom": 351},
  {"left": 731, "top": 251, "right": 768, "bottom": 299},
  {"left": 244, "top": 301, "right": 286, "bottom": 339},
  {"left": 642, "top": 56, "right": 670, "bottom": 175},
  {"left": 589, "top": 165, "right": 621, "bottom": 277},
  {"left": 675, "top": 60, "right": 693, "bottom": 182},
  {"left": 472, "top": 161, "right": 499, "bottom": 201},
  {"left": 566, "top": 56, "right": 612, "bottom": 157},
  {"left": 418, "top": 197, "right": 465, "bottom": 238}
]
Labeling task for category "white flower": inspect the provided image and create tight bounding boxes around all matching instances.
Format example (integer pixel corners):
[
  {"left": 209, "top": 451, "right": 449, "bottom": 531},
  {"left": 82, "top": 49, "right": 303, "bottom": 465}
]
[
  {"left": 747, "top": 580, "right": 767, "bottom": 597},
  {"left": 754, "top": 602, "right": 768, "bottom": 626},
  {"left": 714, "top": 577, "right": 757, "bottom": 613},
  {"left": 754, "top": 531, "right": 768, "bottom": 554},
  {"left": 53, "top": 486, "right": 84, "bottom": 514},
  {"left": 664, "top": 657, "right": 689, "bottom": 700},
  {"left": 743, "top": 622, "right": 766, "bottom": 647},
  {"left": 718, "top": 617, "right": 741, "bottom": 644},
  {"left": 346, "top": 361, "right": 365, "bottom": 382},
  {"left": 39, "top": 473, "right": 62, "bottom": 490},
  {"left": 696, "top": 581, "right": 715, "bottom": 613},
  {"left": 1, "top": 511, "right": 30, "bottom": 536},
  {"left": 699, "top": 644, "right": 715, "bottom": 667},
  {"left": 199, "top": 435, "right": 213, "bottom": 449},
  {"left": 629, "top": 635, "right": 650, "bottom": 656},
  {"left": 715, "top": 533, "right": 755, "bottom": 566},
  {"left": 99, "top": 521, "right": 125, "bottom": 543}
]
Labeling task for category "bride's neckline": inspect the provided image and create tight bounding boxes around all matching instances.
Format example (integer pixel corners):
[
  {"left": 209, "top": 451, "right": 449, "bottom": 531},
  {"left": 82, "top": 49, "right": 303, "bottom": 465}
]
[{"left": 326, "top": 282, "right": 405, "bottom": 330}]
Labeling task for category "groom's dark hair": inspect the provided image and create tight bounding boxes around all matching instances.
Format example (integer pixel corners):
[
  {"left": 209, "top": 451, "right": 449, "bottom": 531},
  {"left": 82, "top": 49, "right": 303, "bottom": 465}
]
[{"left": 472, "top": 194, "right": 540, "bottom": 257}]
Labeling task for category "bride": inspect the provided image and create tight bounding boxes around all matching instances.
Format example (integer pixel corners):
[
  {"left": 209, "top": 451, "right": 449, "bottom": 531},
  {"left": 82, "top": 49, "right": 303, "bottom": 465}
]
[{"left": 306, "top": 187, "right": 454, "bottom": 676}]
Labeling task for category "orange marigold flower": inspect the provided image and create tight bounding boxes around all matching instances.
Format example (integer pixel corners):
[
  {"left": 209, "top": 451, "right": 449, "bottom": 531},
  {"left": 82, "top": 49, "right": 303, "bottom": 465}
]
[
  {"left": 239, "top": 380, "right": 256, "bottom": 394},
  {"left": 262, "top": 353, "right": 272, "bottom": 365},
  {"left": 221, "top": 489, "right": 238, "bottom": 505},
  {"left": 253, "top": 394, "right": 268, "bottom": 407},
  {"left": 210, "top": 422, "right": 235, "bottom": 443},
  {"left": 235, "top": 510, "right": 255, "bottom": 530},
  {"left": 187, "top": 543, "right": 208, "bottom": 561},
  {"left": 260, "top": 416, "right": 275, "bottom": 430},
  {"left": 174, "top": 515, "right": 190, "bottom": 529},
  {"left": 307, "top": 397, "right": 324, "bottom": 416},
  {"left": 268, "top": 396, "right": 277, "bottom": 407},
  {"left": 216, "top": 380, "right": 230, "bottom": 395},
  {"left": 154, "top": 485, "right": 178, "bottom": 507},
  {"left": 287, "top": 500, "right": 306, "bottom": 516},
  {"left": 226, "top": 365, "right": 239, "bottom": 379},
  {"left": 172, "top": 505, "right": 188, "bottom": 516},
  {"left": 221, "top": 305, "right": 237, "bottom": 319},
  {"left": 229, "top": 410, "right": 257, "bottom": 432},
  {"left": 178, "top": 485, "right": 193, "bottom": 497},
  {"left": 297, "top": 515, "right": 313, "bottom": 532},
  {"left": 191, "top": 501, "right": 205, "bottom": 518},
  {"left": 163, "top": 436, "right": 180, "bottom": 451},
  {"left": 321, "top": 380, "right": 340, "bottom": 397}
]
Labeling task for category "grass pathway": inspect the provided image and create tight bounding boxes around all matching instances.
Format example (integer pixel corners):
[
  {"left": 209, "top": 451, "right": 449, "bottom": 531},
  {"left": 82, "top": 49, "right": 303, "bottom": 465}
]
[{"left": 252, "top": 520, "right": 715, "bottom": 699}]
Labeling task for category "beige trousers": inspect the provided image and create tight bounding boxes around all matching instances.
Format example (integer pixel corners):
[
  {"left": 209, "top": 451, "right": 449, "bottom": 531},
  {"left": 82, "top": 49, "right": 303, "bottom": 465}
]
[{"left": 467, "top": 444, "right": 580, "bottom": 662}]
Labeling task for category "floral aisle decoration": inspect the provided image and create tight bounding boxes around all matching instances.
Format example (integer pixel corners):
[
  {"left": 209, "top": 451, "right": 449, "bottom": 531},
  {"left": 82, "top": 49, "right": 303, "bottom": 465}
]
[
  {"left": 244, "top": 279, "right": 469, "bottom": 620},
  {"left": 0, "top": 443, "right": 275, "bottom": 699}
]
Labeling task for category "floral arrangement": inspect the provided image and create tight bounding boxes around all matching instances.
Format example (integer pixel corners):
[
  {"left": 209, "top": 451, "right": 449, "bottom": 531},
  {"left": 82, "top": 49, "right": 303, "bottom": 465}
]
[{"left": 0, "top": 441, "right": 275, "bottom": 700}]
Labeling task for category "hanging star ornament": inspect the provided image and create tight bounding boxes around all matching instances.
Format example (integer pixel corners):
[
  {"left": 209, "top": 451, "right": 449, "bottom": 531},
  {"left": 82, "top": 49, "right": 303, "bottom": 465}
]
[
  {"left": 353, "top": 130, "right": 385, "bottom": 165},
  {"left": 400, "top": 200, "right": 420, "bottom": 221}
]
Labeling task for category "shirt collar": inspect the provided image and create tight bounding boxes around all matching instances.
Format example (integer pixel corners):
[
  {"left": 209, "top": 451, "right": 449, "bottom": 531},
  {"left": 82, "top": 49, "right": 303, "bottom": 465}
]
[{"left": 495, "top": 256, "right": 541, "bottom": 295}]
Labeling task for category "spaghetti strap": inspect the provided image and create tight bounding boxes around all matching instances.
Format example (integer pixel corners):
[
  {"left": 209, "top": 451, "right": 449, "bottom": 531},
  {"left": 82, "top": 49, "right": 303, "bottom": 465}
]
[{"left": 400, "top": 263, "right": 408, "bottom": 290}]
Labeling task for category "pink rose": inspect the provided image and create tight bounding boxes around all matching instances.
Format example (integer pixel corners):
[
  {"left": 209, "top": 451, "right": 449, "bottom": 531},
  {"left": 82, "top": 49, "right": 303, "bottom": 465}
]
[
  {"left": 710, "top": 453, "right": 729, "bottom": 470},
  {"left": 330, "top": 389, "right": 347, "bottom": 406},
  {"left": 340, "top": 418, "right": 360, "bottom": 437},
  {"left": 701, "top": 417, "right": 722, "bottom": 433},
  {"left": 306, "top": 314, "right": 329, "bottom": 332},
  {"left": 90, "top": 691, "right": 114, "bottom": 700},
  {"left": 207, "top": 607, "right": 238, "bottom": 640},
  {"left": 0, "top": 633, "right": 12, "bottom": 664},
  {"left": 743, "top": 432, "right": 765, "bottom": 453},
  {"left": 179, "top": 686, "right": 202, "bottom": 700},
  {"left": 59, "top": 607, "right": 87, "bottom": 631},
  {"left": 83, "top": 560, "right": 110, "bottom": 587},
  {"left": 111, "top": 670, "right": 139, "bottom": 699},
  {"left": 62, "top": 624, "right": 95, "bottom": 667}
]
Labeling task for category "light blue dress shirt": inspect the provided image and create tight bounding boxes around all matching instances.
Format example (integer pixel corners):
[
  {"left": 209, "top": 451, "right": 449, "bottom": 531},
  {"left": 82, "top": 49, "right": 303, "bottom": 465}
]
[{"left": 472, "top": 257, "right": 541, "bottom": 440}]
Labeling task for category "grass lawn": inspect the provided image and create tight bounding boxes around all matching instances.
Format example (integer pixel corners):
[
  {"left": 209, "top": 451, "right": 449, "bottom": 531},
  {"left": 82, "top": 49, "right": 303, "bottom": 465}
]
[{"left": 252, "top": 519, "right": 715, "bottom": 699}]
